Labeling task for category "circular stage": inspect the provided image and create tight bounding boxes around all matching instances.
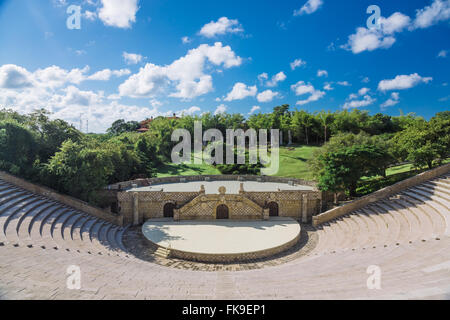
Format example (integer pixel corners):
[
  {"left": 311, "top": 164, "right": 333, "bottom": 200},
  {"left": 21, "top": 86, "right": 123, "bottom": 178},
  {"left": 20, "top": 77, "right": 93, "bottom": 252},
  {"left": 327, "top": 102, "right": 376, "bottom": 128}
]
[{"left": 142, "top": 218, "right": 301, "bottom": 263}]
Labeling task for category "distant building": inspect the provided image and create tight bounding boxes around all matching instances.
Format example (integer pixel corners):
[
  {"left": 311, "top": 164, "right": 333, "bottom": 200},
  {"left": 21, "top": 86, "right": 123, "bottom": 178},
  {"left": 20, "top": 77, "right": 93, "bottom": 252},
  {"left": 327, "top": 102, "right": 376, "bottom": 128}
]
[{"left": 137, "top": 113, "right": 180, "bottom": 133}]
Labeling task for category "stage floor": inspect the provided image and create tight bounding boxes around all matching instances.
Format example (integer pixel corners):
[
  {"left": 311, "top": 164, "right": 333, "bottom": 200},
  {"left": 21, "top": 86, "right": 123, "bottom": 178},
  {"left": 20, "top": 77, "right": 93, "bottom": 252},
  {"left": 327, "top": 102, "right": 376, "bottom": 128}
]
[{"left": 142, "top": 218, "right": 301, "bottom": 262}]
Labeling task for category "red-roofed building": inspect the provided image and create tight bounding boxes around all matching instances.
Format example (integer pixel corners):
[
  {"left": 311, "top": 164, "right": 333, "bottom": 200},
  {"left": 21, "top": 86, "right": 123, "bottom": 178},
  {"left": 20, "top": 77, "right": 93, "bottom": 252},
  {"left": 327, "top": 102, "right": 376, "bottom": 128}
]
[{"left": 137, "top": 114, "right": 180, "bottom": 133}]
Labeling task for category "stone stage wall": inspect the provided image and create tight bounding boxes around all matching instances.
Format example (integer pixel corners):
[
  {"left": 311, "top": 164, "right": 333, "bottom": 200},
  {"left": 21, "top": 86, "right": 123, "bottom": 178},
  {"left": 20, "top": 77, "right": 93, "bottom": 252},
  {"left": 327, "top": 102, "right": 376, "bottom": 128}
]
[{"left": 115, "top": 176, "right": 324, "bottom": 226}]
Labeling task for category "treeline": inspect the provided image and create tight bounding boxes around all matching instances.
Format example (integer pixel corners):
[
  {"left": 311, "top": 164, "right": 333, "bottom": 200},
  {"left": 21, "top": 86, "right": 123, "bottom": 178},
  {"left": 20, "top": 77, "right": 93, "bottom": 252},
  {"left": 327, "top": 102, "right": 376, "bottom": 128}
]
[
  {"left": 0, "top": 107, "right": 448, "bottom": 205},
  {"left": 0, "top": 109, "right": 159, "bottom": 205}
]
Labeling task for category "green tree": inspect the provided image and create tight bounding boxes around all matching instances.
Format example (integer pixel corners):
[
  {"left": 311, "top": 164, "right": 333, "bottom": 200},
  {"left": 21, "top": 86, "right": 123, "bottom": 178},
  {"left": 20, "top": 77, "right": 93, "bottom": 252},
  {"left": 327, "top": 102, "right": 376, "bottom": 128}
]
[
  {"left": 0, "top": 119, "right": 38, "bottom": 176},
  {"left": 107, "top": 119, "right": 140, "bottom": 136},
  {"left": 318, "top": 144, "right": 389, "bottom": 197}
]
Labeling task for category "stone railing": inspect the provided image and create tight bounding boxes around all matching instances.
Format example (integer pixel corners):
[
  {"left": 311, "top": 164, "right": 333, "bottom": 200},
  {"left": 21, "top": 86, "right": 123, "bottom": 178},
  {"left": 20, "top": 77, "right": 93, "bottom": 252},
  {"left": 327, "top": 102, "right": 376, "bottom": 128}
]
[
  {"left": 312, "top": 163, "right": 450, "bottom": 227},
  {"left": 0, "top": 171, "right": 123, "bottom": 226},
  {"left": 107, "top": 175, "right": 318, "bottom": 190}
]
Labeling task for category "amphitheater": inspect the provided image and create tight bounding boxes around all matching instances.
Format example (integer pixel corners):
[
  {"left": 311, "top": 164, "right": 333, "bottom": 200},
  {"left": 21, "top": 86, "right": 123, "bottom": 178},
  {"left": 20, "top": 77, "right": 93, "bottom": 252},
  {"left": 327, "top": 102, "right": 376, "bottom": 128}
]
[{"left": 0, "top": 164, "right": 449, "bottom": 300}]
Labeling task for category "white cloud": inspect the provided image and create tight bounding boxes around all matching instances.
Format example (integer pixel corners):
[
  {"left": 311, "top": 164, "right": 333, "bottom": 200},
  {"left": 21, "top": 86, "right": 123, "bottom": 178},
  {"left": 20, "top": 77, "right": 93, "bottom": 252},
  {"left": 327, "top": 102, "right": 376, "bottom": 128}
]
[
  {"left": 149, "top": 99, "right": 162, "bottom": 107},
  {"left": 214, "top": 104, "right": 227, "bottom": 115},
  {"left": 290, "top": 59, "right": 306, "bottom": 70},
  {"left": 344, "top": 1, "right": 450, "bottom": 54},
  {"left": 381, "top": 92, "right": 400, "bottom": 108},
  {"left": 343, "top": 12, "right": 410, "bottom": 54},
  {"left": 317, "top": 70, "right": 328, "bottom": 77},
  {"left": 178, "top": 106, "right": 201, "bottom": 116},
  {"left": 199, "top": 17, "right": 243, "bottom": 38},
  {"left": 249, "top": 106, "right": 261, "bottom": 115},
  {"left": 257, "top": 90, "right": 279, "bottom": 103},
  {"left": 87, "top": 69, "right": 131, "bottom": 81},
  {"left": 343, "top": 95, "right": 376, "bottom": 109},
  {"left": 84, "top": 10, "right": 97, "bottom": 21},
  {"left": 266, "top": 72, "right": 287, "bottom": 87},
  {"left": 362, "top": 77, "right": 370, "bottom": 83},
  {"left": 181, "top": 36, "right": 191, "bottom": 44},
  {"left": 378, "top": 73, "right": 432, "bottom": 91},
  {"left": 98, "top": 0, "right": 139, "bottom": 29},
  {"left": 323, "top": 83, "right": 333, "bottom": 91},
  {"left": 438, "top": 49, "right": 448, "bottom": 58},
  {"left": 0, "top": 64, "right": 33, "bottom": 89},
  {"left": 119, "top": 42, "right": 242, "bottom": 99},
  {"left": 337, "top": 81, "right": 351, "bottom": 86},
  {"left": 34, "top": 65, "right": 90, "bottom": 89},
  {"left": 358, "top": 87, "right": 370, "bottom": 96},
  {"left": 123, "top": 52, "right": 144, "bottom": 65},
  {"left": 224, "top": 82, "right": 257, "bottom": 101},
  {"left": 412, "top": 0, "right": 450, "bottom": 29},
  {"left": 258, "top": 73, "right": 269, "bottom": 83},
  {"left": 294, "top": 0, "right": 323, "bottom": 16},
  {"left": 291, "top": 81, "right": 325, "bottom": 105}
]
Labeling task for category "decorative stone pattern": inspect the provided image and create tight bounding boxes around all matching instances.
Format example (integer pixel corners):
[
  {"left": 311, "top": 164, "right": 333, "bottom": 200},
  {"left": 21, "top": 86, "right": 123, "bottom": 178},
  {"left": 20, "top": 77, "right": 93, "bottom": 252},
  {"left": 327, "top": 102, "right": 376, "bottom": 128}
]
[{"left": 174, "top": 193, "right": 265, "bottom": 220}]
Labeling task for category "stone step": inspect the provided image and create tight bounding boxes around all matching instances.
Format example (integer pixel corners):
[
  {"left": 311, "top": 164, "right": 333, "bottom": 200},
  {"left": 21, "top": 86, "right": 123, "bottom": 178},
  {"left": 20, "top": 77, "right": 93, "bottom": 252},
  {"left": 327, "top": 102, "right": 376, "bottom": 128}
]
[
  {"left": 375, "top": 200, "right": 413, "bottom": 243},
  {"left": 351, "top": 211, "right": 372, "bottom": 249},
  {"left": 401, "top": 191, "right": 450, "bottom": 234},
  {"left": 16, "top": 202, "right": 59, "bottom": 246},
  {"left": 154, "top": 247, "right": 170, "bottom": 258},
  {"left": 116, "top": 225, "right": 130, "bottom": 254},
  {"left": 391, "top": 198, "right": 435, "bottom": 240},
  {"left": 0, "top": 197, "right": 45, "bottom": 243},
  {"left": 29, "top": 206, "right": 66, "bottom": 245},
  {"left": 409, "top": 187, "right": 450, "bottom": 209},
  {"left": 341, "top": 213, "right": 362, "bottom": 250},
  {"left": 357, "top": 209, "right": 388, "bottom": 248},
  {"left": 330, "top": 218, "right": 348, "bottom": 251},
  {"left": 0, "top": 191, "right": 29, "bottom": 208},
  {"left": 361, "top": 206, "right": 396, "bottom": 247},
  {"left": 380, "top": 199, "right": 421, "bottom": 241},
  {"left": 421, "top": 182, "right": 450, "bottom": 197},
  {"left": 50, "top": 210, "right": 77, "bottom": 249}
]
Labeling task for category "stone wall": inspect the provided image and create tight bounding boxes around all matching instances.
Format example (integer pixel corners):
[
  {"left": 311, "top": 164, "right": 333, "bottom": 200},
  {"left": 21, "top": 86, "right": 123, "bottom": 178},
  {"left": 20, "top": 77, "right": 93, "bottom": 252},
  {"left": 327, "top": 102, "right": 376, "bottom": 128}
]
[
  {"left": 0, "top": 171, "right": 123, "bottom": 226},
  {"left": 118, "top": 187, "right": 323, "bottom": 225},
  {"left": 312, "top": 163, "right": 450, "bottom": 227}
]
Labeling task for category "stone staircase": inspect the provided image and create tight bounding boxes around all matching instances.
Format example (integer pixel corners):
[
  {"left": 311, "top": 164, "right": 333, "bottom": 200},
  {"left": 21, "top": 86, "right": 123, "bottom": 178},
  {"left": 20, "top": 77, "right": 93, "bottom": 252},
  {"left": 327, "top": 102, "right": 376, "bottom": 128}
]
[
  {"left": 0, "top": 179, "right": 130, "bottom": 257},
  {"left": 154, "top": 246, "right": 171, "bottom": 259},
  {"left": 311, "top": 173, "right": 450, "bottom": 255}
]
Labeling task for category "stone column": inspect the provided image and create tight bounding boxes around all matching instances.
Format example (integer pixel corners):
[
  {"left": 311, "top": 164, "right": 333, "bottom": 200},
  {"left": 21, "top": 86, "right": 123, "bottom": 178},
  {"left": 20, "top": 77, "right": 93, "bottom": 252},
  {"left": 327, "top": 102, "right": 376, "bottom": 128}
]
[
  {"left": 132, "top": 192, "right": 139, "bottom": 226},
  {"left": 288, "top": 130, "right": 293, "bottom": 145},
  {"left": 302, "top": 194, "right": 309, "bottom": 223},
  {"left": 263, "top": 208, "right": 270, "bottom": 221},
  {"left": 279, "top": 131, "right": 284, "bottom": 146}
]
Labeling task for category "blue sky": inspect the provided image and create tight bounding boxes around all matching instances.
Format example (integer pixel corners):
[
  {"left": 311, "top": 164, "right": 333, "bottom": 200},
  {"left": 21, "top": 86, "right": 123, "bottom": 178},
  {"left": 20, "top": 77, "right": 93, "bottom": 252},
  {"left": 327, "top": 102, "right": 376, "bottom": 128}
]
[{"left": 0, "top": 0, "right": 448, "bottom": 132}]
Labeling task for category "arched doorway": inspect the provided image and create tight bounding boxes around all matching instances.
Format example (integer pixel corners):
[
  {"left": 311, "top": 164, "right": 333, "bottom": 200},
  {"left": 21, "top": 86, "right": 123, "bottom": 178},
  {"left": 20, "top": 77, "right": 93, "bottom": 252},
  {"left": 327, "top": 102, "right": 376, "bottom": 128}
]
[
  {"left": 163, "top": 203, "right": 176, "bottom": 218},
  {"left": 216, "top": 204, "right": 229, "bottom": 219},
  {"left": 268, "top": 202, "right": 279, "bottom": 217}
]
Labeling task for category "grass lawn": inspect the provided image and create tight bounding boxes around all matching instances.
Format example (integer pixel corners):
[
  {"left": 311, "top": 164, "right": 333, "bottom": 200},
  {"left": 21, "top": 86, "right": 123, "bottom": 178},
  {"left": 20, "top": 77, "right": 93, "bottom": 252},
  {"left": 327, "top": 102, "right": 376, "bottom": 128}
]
[
  {"left": 155, "top": 145, "right": 321, "bottom": 180},
  {"left": 270, "top": 145, "right": 320, "bottom": 180},
  {"left": 156, "top": 151, "right": 221, "bottom": 177}
]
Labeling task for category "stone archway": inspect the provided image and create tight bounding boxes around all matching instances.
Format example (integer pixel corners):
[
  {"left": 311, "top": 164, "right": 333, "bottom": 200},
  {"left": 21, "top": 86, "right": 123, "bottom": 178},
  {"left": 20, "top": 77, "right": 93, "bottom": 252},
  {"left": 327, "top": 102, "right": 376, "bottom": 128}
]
[
  {"left": 163, "top": 203, "right": 176, "bottom": 218},
  {"left": 268, "top": 202, "right": 279, "bottom": 217},
  {"left": 216, "top": 204, "right": 229, "bottom": 219}
]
